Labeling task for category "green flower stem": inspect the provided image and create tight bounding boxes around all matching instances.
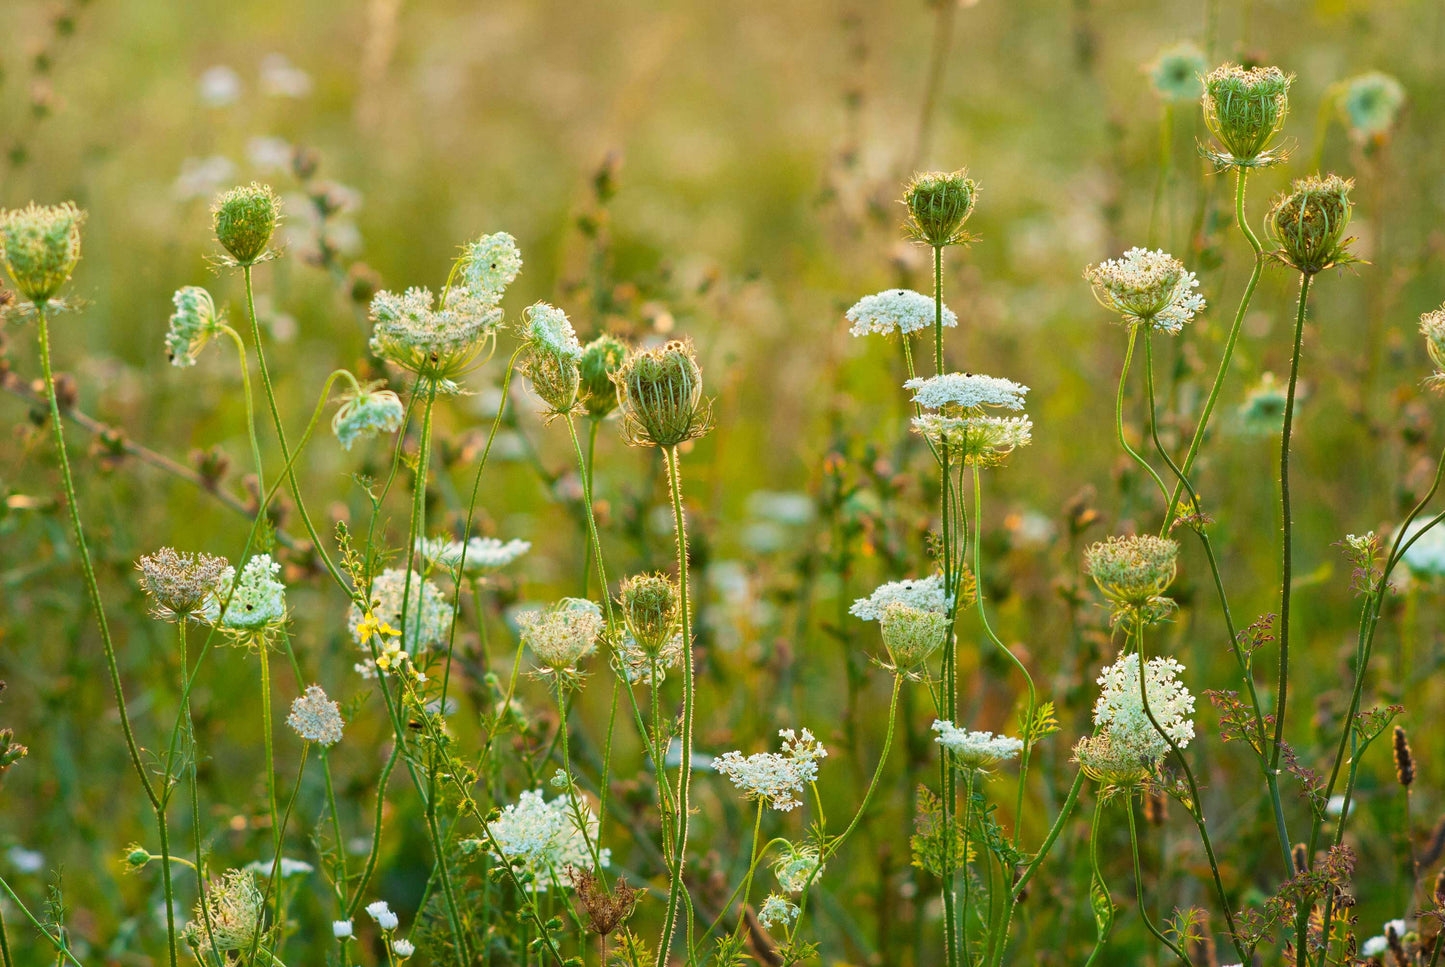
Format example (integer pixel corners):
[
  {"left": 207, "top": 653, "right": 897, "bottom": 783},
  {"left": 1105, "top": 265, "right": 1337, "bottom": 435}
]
[
  {"left": 35, "top": 307, "right": 160, "bottom": 813},
  {"left": 345, "top": 743, "right": 400, "bottom": 919},
  {"left": 1270, "top": 272, "right": 1312, "bottom": 781},
  {"left": 1125, "top": 797, "right": 1190, "bottom": 966},
  {"left": 219, "top": 323, "right": 267, "bottom": 495},
  {"left": 1132, "top": 613, "right": 1247, "bottom": 964},
  {"left": 1082, "top": 796, "right": 1111, "bottom": 967},
  {"left": 322, "top": 752, "right": 349, "bottom": 907},
  {"left": 154, "top": 805, "right": 179, "bottom": 967},
  {"left": 239, "top": 264, "right": 349, "bottom": 593},
  {"left": 959, "top": 769, "right": 977, "bottom": 954},
  {"left": 1163, "top": 168, "right": 1263, "bottom": 532},
  {"left": 1115, "top": 326, "right": 1172, "bottom": 506},
  {"left": 259, "top": 644, "right": 281, "bottom": 890},
  {"left": 692, "top": 834, "right": 792, "bottom": 958},
  {"left": 971, "top": 464, "right": 1037, "bottom": 850},
  {"left": 655, "top": 444, "right": 697, "bottom": 967},
  {"left": 0, "top": 876, "right": 85, "bottom": 967},
  {"left": 556, "top": 686, "right": 609, "bottom": 875},
  {"left": 1143, "top": 336, "right": 1294, "bottom": 876},
  {"left": 581, "top": 416, "right": 600, "bottom": 597},
  {"left": 0, "top": 905, "right": 10, "bottom": 967},
  {"left": 728, "top": 803, "right": 767, "bottom": 943},
  {"left": 254, "top": 743, "right": 310, "bottom": 963}
]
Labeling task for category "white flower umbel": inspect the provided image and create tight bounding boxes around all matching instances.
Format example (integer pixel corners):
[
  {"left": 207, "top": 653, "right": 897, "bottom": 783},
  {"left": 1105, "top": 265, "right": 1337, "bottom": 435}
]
[
  {"left": 1092, "top": 653, "right": 1196, "bottom": 760},
  {"left": 1397, "top": 519, "right": 1445, "bottom": 579},
  {"left": 220, "top": 554, "right": 286, "bottom": 632},
  {"left": 1084, "top": 247, "right": 1205, "bottom": 333},
  {"left": 712, "top": 728, "right": 827, "bottom": 812},
  {"left": 905, "top": 373, "right": 1029, "bottom": 411},
  {"left": 932, "top": 720, "right": 1024, "bottom": 771},
  {"left": 417, "top": 535, "right": 531, "bottom": 576},
  {"left": 521, "top": 302, "right": 583, "bottom": 361},
  {"left": 846, "top": 288, "right": 958, "bottom": 337},
  {"left": 368, "top": 285, "right": 502, "bottom": 388},
  {"left": 460, "top": 231, "right": 523, "bottom": 302},
  {"left": 486, "top": 789, "right": 610, "bottom": 892},
  {"left": 850, "top": 574, "right": 950, "bottom": 621},
  {"left": 911, "top": 413, "right": 1033, "bottom": 467},
  {"left": 758, "top": 893, "right": 801, "bottom": 929},
  {"left": 347, "top": 569, "right": 450, "bottom": 656},
  {"left": 285, "top": 684, "right": 344, "bottom": 746},
  {"left": 365, "top": 899, "right": 399, "bottom": 931},
  {"left": 519, "top": 598, "right": 604, "bottom": 675},
  {"left": 612, "top": 631, "right": 685, "bottom": 687}
]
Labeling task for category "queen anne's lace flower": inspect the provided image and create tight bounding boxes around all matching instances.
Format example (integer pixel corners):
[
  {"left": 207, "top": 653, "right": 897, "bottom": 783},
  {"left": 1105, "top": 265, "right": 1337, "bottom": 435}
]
[
  {"left": 486, "top": 789, "right": 610, "bottom": 892},
  {"left": 850, "top": 575, "right": 950, "bottom": 621},
  {"left": 221, "top": 554, "right": 286, "bottom": 631},
  {"left": 136, "top": 547, "right": 232, "bottom": 623},
  {"left": 332, "top": 386, "right": 404, "bottom": 450},
  {"left": 772, "top": 843, "right": 825, "bottom": 894},
  {"left": 932, "top": 720, "right": 1024, "bottom": 770},
  {"left": 911, "top": 413, "right": 1033, "bottom": 466},
  {"left": 368, "top": 286, "right": 501, "bottom": 387},
  {"left": 1092, "top": 653, "right": 1196, "bottom": 760},
  {"left": 846, "top": 289, "right": 958, "bottom": 337},
  {"left": 522, "top": 302, "right": 583, "bottom": 361},
  {"left": 417, "top": 535, "right": 531, "bottom": 576},
  {"left": 520, "top": 598, "right": 604, "bottom": 674},
  {"left": 712, "top": 728, "right": 827, "bottom": 812},
  {"left": 612, "top": 632, "right": 685, "bottom": 687},
  {"left": 286, "top": 684, "right": 344, "bottom": 746},
  {"left": 460, "top": 231, "right": 523, "bottom": 302},
  {"left": 184, "top": 869, "right": 262, "bottom": 957},
  {"left": 905, "top": 373, "right": 1028, "bottom": 411},
  {"left": 758, "top": 893, "right": 801, "bottom": 929},
  {"left": 348, "top": 569, "right": 449, "bottom": 656},
  {"left": 1084, "top": 247, "right": 1205, "bottom": 333},
  {"left": 166, "top": 286, "right": 224, "bottom": 367}
]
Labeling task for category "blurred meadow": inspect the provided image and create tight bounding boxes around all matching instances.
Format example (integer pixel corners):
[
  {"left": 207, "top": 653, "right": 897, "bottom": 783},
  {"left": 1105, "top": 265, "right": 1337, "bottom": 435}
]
[{"left": 4, "top": 0, "right": 1445, "bottom": 964}]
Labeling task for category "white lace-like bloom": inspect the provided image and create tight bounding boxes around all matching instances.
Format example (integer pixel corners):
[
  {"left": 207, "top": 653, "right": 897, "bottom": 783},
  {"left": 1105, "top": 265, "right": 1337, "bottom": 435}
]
[
  {"left": 366, "top": 900, "right": 399, "bottom": 931},
  {"left": 911, "top": 413, "right": 1033, "bottom": 467},
  {"left": 905, "top": 373, "right": 1029, "bottom": 411},
  {"left": 242, "top": 856, "right": 314, "bottom": 879},
  {"left": 221, "top": 554, "right": 286, "bottom": 630},
  {"left": 850, "top": 575, "right": 950, "bottom": 621},
  {"left": 486, "top": 789, "right": 610, "bottom": 892},
  {"left": 758, "top": 893, "right": 801, "bottom": 929},
  {"left": 332, "top": 919, "right": 354, "bottom": 939},
  {"left": 368, "top": 286, "right": 502, "bottom": 386},
  {"left": 772, "top": 843, "right": 825, "bottom": 894},
  {"left": 392, "top": 939, "right": 416, "bottom": 958},
  {"left": 417, "top": 535, "right": 531, "bottom": 576},
  {"left": 1397, "top": 519, "right": 1445, "bottom": 578},
  {"left": 185, "top": 869, "right": 263, "bottom": 956},
  {"left": 846, "top": 288, "right": 958, "bottom": 337},
  {"left": 285, "top": 684, "right": 344, "bottom": 746},
  {"left": 522, "top": 302, "right": 583, "bottom": 361},
  {"left": 1361, "top": 935, "right": 1388, "bottom": 958},
  {"left": 460, "top": 231, "right": 523, "bottom": 302},
  {"left": 932, "top": 720, "right": 1024, "bottom": 770},
  {"left": 613, "top": 632, "right": 685, "bottom": 687},
  {"left": 1084, "top": 247, "right": 1205, "bottom": 333},
  {"left": 332, "top": 387, "right": 404, "bottom": 451},
  {"left": 1092, "top": 653, "right": 1196, "bottom": 759},
  {"left": 520, "top": 598, "right": 604, "bottom": 673},
  {"left": 712, "top": 728, "right": 827, "bottom": 812},
  {"left": 348, "top": 569, "right": 450, "bottom": 656}
]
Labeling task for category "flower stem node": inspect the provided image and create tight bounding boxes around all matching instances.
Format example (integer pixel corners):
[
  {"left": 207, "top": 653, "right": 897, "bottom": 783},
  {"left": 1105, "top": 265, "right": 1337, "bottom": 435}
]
[
  {"left": 1265, "top": 173, "right": 1358, "bottom": 276},
  {"left": 902, "top": 169, "right": 977, "bottom": 247},
  {"left": 0, "top": 201, "right": 84, "bottom": 305},
  {"left": 212, "top": 183, "right": 280, "bottom": 266}
]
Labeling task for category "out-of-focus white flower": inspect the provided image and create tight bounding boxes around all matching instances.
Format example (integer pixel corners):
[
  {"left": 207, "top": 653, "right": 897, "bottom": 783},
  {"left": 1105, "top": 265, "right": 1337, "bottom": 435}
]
[
  {"left": 198, "top": 66, "right": 242, "bottom": 107},
  {"left": 259, "top": 53, "right": 312, "bottom": 98}
]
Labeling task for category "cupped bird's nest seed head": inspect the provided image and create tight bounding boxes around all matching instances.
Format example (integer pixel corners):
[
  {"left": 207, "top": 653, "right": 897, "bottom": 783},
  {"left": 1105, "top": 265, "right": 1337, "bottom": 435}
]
[
  {"left": 902, "top": 169, "right": 977, "bottom": 247},
  {"left": 185, "top": 869, "right": 263, "bottom": 956},
  {"left": 212, "top": 183, "right": 280, "bottom": 266},
  {"left": 612, "top": 338, "right": 712, "bottom": 448},
  {"left": 520, "top": 598, "right": 605, "bottom": 676},
  {"left": 878, "top": 601, "right": 949, "bottom": 671},
  {"left": 1265, "top": 173, "right": 1358, "bottom": 276},
  {"left": 1420, "top": 304, "right": 1445, "bottom": 388},
  {"left": 0, "top": 201, "right": 84, "bottom": 304},
  {"left": 618, "top": 572, "right": 681, "bottom": 655},
  {"left": 579, "top": 334, "right": 629, "bottom": 418},
  {"left": 1202, "top": 63, "right": 1293, "bottom": 167},
  {"left": 1083, "top": 247, "right": 1205, "bottom": 333},
  {"left": 1084, "top": 535, "right": 1179, "bottom": 609},
  {"left": 136, "top": 547, "right": 233, "bottom": 622},
  {"left": 1072, "top": 731, "right": 1156, "bottom": 789}
]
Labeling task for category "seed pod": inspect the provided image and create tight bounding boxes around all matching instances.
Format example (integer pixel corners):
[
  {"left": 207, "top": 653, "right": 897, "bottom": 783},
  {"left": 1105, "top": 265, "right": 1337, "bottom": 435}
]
[
  {"left": 612, "top": 338, "right": 712, "bottom": 448},
  {"left": 212, "top": 183, "right": 280, "bottom": 266},
  {"left": 1393, "top": 725, "right": 1415, "bottom": 788},
  {"left": 1264, "top": 174, "right": 1357, "bottom": 276},
  {"left": 618, "top": 572, "right": 680, "bottom": 656},
  {"left": 0, "top": 201, "right": 84, "bottom": 303}
]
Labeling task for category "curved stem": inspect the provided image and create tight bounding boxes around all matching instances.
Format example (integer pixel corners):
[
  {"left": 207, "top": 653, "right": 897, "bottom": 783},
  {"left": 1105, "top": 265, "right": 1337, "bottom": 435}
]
[
  {"left": 219, "top": 323, "right": 266, "bottom": 495},
  {"left": 1083, "top": 795, "right": 1112, "bottom": 967},
  {"left": 1116, "top": 326, "right": 1172, "bottom": 507},
  {"left": 1126, "top": 797, "right": 1191, "bottom": 966},
  {"left": 728, "top": 803, "right": 767, "bottom": 942},
  {"left": 1163, "top": 169, "right": 1263, "bottom": 531}
]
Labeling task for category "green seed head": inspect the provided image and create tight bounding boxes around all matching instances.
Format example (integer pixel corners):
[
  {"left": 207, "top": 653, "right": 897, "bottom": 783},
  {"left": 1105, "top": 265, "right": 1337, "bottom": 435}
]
[
  {"left": 1264, "top": 173, "right": 1356, "bottom": 276},
  {"left": 524, "top": 346, "right": 582, "bottom": 417},
  {"left": 613, "top": 338, "right": 712, "bottom": 448},
  {"left": 1420, "top": 305, "right": 1445, "bottom": 383},
  {"left": 1084, "top": 535, "right": 1179, "bottom": 609},
  {"left": 878, "top": 601, "right": 949, "bottom": 671},
  {"left": 579, "top": 334, "right": 629, "bottom": 418},
  {"left": 212, "top": 183, "right": 280, "bottom": 266},
  {"left": 902, "top": 170, "right": 977, "bottom": 247},
  {"left": 1202, "top": 63, "right": 1292, "bottom": 166},
  {"left": 619, "top": 572, "right": 681, "bottom": 655},
  {"left": 0, "top": 201, "right": 84, "bottom": 304}
]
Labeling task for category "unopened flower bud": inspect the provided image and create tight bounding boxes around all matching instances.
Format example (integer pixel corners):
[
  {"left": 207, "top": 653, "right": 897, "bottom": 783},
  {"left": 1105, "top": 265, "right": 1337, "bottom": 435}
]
[
  {"left": 0, "top": 201, "right": 84, "bottom": 304},
  {"left": 878, "top": 601, "right": 948, "bottom": 670},
  {"left": 613, "top": 339, "right": 711, "bottom": 448},
  {"left": 212, "top": 183, "right": 280, "bottom": 266},
  {"left": 1265, "top": 173, "right": 1356, "bottom": 276},
  {"left": 902, "top": 169, "right": 977, "bottom": 247},
  {"left": 1202, "top": 63, "right": 1292, "bottom": 167},
  {"left": 1084, "top": 535, "right": 1179, "bottom": 611},
  {"left": 580, "top": 334, "right": 628, "bottom": 418}
]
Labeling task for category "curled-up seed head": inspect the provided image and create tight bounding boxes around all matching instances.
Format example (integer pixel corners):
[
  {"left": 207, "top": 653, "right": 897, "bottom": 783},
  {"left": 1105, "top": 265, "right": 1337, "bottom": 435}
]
[
  {"left": 1264, "top": 173, "right": 1358, "bottom": 276},
  {"left": 1202, "top": 63, "right": 1292, "bottom": 168},
  {"left": 212, "top": 183, "right": 280, "bottom": 266},
  {"left": 579, "top": 334, "right": 628, "bottom": 418},
  {"left": 136, "top": 547, "right": 233, "bottom": 623},
  {"left": 1084, "top": 535, "right": 1179, "bottom": 613},
  {"left": 0, "top": 201, "right": 84, "bottom": 304},
  {"left": 618, "top": 572, "right": 680, "bottom": 655},
  {"left": 902, "top": 169, "right": 977, "bottom": 247},
  {"left": 612, "top": 338, "right": 712, "bottom": 448},
  {"left": 878, "top": 601, "right": 949, "bottom": 671}
]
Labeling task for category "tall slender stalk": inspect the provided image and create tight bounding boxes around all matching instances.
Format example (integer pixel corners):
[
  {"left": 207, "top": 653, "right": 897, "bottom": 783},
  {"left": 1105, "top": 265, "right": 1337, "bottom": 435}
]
[{"left": 1126, "top": 797, "right": 1191, "bottom": 966}]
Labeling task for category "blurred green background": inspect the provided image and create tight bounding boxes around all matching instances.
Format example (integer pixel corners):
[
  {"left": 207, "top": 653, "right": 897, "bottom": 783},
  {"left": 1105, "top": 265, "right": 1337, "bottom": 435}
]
[{"left": 3, "top": 0, "right": 1445, "bottom": 963}]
